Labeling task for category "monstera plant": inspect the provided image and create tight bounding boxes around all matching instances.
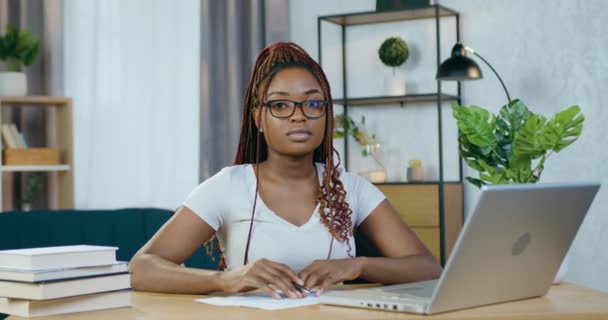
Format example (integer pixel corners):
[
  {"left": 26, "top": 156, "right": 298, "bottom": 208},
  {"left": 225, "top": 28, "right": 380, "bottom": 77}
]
[{"left": 452, "top": 99, "right": 584, "bottom": 188}]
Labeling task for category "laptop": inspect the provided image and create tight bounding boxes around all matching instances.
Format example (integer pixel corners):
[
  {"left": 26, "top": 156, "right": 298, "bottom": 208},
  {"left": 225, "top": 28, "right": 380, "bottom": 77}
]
[{"left": 320, "top": 182, "right": 600, "bottom": 314}]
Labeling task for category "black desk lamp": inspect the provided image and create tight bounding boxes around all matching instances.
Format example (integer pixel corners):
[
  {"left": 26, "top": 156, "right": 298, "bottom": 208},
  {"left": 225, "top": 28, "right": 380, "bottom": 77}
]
[{"left": 436, "top": 43, "right": 511, "bottom": 102}]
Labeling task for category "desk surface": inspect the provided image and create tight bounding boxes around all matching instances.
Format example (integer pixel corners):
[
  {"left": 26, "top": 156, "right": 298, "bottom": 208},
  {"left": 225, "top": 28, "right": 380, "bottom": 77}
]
[{"left": 8, "top": 283, "right": 608, "bottom": 320}]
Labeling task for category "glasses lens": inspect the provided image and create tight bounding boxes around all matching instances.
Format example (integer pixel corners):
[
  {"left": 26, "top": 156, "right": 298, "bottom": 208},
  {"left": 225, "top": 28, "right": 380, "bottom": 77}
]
[
  {"left": 269, "top": 101, "right": 295, "bottom": 118},
  {"left": 303, "top": 100, "right": 326, "bottom": 118}
]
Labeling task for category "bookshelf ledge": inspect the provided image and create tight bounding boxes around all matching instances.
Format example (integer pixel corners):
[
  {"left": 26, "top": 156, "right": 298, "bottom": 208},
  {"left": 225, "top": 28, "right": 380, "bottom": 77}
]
[{"left": 0, "top": 165, "right": 71, "bottom": 172}]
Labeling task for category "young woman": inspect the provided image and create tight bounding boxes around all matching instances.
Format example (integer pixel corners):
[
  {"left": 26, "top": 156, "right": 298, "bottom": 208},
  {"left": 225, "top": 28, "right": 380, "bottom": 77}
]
[{"left": 129, "top": 42, "right": 441, "bottom": 299}]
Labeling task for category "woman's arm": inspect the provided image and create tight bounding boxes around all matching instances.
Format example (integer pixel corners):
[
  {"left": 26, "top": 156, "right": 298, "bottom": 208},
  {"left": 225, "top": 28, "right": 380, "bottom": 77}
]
[
  {"left": 128, "top": 206, "right": 223, "bottom": 294},
  {"left": 300, "top": 199, "right": 442, "bottom": 290},
  {"left": 129, "top": 206, "right": 305, "bottom": 298},
  {"left": 355, "top": 199, "right": 442, "bottom": 284}
]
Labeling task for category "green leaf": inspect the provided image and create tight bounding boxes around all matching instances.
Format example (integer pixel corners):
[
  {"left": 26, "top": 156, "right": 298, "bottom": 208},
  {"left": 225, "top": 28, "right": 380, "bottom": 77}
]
[
  {"left": 513, "top": 114, "right": 547, "bottom": 160},
  {"left": 465, "top": 177, "right": 484, "bottom": 188},
  {"left": 452, "top": 103, "right": 497, "bottom": 155},
  {"left": 509, "top": 154, "right": 532, "bottom": 170},
  {"left": 0, "top": 24, "right": 39, "bottom": 70},
  {"left": 495, "top": 131, "right": 513, "bottom": 165},
  {"left": 540, "top": 105, "right": 584, "bottom": 152},
  {"left": 496, "top": 100, "right": 532, "bottom": 136},
  {"left": 505, "top": 167, "right": 533, "bottom": 183}
]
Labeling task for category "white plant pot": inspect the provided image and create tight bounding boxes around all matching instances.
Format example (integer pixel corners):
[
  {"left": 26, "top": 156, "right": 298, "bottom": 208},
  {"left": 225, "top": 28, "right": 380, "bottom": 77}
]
[
  {"left": 0, "top": 72, "right": 28, "bottom": 96},
  {"left": 384, "top": 75, "right": 406, "bottom": 96}
]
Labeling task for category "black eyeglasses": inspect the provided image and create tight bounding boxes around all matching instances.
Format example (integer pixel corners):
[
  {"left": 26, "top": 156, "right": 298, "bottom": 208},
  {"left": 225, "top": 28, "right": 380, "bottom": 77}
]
[{"left": 262, "top": 99, "right": 328, "bottom": 119}]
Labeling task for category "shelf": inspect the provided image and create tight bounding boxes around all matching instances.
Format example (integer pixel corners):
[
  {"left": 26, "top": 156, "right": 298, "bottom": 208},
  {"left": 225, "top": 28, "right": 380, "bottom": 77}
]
[
  {"left": 0, "top": 165, "right": 71, "bottom": 172},
  {"left": 0, "top": 95, "right": 74, "bottom": 210},
  {"left": 374, "top": 181, "right": 463, "bottom": 186},
  {"left": 0, "top": 96, "right": 71, "bottom": 106},
  {"left": 333, "top": 93, "right": 459, "bottom": 106},
  {"left": 319, "top": 5, "right": 458, "bottom": 26}
]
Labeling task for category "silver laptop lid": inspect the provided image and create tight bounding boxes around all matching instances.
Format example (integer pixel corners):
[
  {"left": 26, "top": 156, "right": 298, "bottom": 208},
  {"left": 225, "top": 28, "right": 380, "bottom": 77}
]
[{"left": 428, "top": 182, "right": 599, "bottom": 314}]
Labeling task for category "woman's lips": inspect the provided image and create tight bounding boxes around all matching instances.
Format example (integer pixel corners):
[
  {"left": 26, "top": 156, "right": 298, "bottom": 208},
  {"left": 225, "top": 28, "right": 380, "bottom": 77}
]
[{"left": 287, "top": 128, "right": 312, "bottom": 142}]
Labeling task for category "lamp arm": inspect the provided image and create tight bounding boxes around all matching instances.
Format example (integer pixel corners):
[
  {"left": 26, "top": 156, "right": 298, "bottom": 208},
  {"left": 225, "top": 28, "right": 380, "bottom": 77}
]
[{"left": 465, "top": 47, "right": 512, "bottom": 103}]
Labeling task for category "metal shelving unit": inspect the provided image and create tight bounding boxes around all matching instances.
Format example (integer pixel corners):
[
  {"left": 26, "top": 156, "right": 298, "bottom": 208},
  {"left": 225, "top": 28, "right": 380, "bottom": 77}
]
[{"left": 318, "top": 5, "right": 463, "bottom": 264}]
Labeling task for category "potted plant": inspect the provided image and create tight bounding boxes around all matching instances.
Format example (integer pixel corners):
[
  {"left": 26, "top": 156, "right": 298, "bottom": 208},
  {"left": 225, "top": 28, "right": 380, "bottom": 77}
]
[
  {"left": 334, "top": 114, "right": 387, "bottom": 183},
  {"left": 378, "top": 36, "right": 409, "bottom": 96},
  {"left": 0, "top": 24, "right": 40, "bottom": 96},
  {"left": 22, "top": 172, "right": 44, "bottom": 211},
  {"left": 452, "top": 99, "right": 584, "bottom": 188}
]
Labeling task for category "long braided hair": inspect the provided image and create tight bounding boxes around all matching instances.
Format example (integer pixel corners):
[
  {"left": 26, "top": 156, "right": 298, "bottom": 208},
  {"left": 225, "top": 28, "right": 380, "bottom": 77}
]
[{"left": 213, "top": 42, "right": 354, "bottom": 270}]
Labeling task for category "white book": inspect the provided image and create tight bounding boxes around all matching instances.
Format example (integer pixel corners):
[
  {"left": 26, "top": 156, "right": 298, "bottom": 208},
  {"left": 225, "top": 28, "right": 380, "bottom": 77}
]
[
  {"left": 1, "top": 124, "right": 17, "bottom": 149},
  {"left": 9, "top": 124, "right": 24, "bottom": 148},
  {"left": 0, "top": 273, "right": 130, "bottom": 300},
  {"left": 0, "top": 245, "right": 118, "bottom": 271},
  {"left": 0, "top": 290, "right": 130, "bottom": 318},
  {"left": 0, "top": 262, "right": 128, "bottom": 283}
]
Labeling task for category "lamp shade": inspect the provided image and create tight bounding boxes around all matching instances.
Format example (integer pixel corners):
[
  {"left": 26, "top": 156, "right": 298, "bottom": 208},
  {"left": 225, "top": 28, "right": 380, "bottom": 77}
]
[{"left": 436, "top": 43, "right": 483, "bottom": 80}]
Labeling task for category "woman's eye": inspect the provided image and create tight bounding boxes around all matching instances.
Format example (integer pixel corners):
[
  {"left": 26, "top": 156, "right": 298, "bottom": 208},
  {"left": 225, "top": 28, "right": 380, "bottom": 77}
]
[
  {"left": 307, "top": 100, "right": 320, "bottom": 108},
  {"left": 272, "top": 102, "right": 288, "bottom": 109}
]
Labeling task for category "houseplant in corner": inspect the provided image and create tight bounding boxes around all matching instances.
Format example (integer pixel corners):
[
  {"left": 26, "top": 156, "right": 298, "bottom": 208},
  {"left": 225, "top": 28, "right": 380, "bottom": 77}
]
[
  {"left": 452, "top": 99, "right": 584, "bottom": 285},
  {"left": 378, "top": 36, "right": 409, "bottom": 96},
  {"left": 0, "top": 24, "right": 40, "bottom": 96},
  {"left": 452, "top": 99, "right": 584, "bottom": 188},
  {"left": 334, "top": 114, "right": 387, "bottom": 183}
]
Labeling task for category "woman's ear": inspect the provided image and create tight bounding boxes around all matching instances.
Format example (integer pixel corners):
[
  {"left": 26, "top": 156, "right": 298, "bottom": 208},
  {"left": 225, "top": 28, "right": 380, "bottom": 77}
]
[{"left": 252, "top": 106, "right": 262, "bottom": 132}]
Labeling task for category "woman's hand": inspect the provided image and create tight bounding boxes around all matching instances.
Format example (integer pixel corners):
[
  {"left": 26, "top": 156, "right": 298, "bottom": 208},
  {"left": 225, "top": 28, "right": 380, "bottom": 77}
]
[
  {"left": 299, "top": 258, "right": 365, "bottom": 294},
  {"left": 219, "top": 258, "right": 305, "bottom": 299}
]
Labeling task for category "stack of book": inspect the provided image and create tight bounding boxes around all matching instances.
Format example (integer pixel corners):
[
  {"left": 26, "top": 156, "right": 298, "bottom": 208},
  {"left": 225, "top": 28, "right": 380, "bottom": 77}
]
[{"left": 0, "top": 245, "right": 131, "bottom": 317}]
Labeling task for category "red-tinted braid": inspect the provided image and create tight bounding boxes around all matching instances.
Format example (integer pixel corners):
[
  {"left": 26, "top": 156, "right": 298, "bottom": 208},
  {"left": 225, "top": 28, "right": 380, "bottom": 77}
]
[{"left": 208, "top": 42, "right": 355, "bottom": 269}]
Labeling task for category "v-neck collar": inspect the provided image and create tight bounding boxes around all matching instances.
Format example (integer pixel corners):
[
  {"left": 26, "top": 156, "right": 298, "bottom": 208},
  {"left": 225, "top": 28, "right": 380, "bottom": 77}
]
[{"left": 247, "top": 163, "right": 323, "bottom": 229}]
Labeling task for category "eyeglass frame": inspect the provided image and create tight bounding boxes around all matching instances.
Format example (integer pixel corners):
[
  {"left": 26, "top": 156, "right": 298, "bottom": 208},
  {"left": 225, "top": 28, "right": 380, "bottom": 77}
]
[{"left": 261, "top": 99, "right": 329, "bottom": 119}]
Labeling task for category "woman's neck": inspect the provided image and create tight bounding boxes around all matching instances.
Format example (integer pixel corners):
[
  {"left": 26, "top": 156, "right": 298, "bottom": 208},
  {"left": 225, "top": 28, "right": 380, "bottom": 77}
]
[{"left": 258, "top": 152, "right": 316, "bottom": 182}]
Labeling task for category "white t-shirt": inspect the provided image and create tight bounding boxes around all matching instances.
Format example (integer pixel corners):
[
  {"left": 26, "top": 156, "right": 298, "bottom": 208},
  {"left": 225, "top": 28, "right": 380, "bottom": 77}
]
[{"left": 182, "top": 163, "right": 385, "bottom": 272}]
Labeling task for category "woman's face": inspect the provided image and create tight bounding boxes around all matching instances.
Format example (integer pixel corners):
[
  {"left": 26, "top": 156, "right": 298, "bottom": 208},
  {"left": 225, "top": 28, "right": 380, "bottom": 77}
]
[{"left": 254, "top": 67, "right": 327, "bottom": 158}]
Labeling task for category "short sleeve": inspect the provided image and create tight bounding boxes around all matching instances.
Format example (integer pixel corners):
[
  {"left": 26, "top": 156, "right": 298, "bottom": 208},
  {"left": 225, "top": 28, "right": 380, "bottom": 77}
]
[
  {"left": 182, "top": 167, "right": 230, "bottom": 231},
  {"left": 342, "top": 173, "right": 385, "bottom": 227},
  {"left": 355, "top": 176, "right": 386, "bottom": 226}
]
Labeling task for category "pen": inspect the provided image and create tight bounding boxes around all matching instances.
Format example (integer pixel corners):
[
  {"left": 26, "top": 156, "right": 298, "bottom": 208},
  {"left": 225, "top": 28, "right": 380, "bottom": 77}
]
[{"left": 292, "top": 282, "right": 312, "bottom": 295}]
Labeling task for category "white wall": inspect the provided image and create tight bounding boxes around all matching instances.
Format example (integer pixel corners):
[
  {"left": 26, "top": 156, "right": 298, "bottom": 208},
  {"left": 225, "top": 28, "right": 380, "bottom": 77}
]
[
  {"left": 64, "top": 0, "right": 200, "bottom": 210},
  {"left": 290, "top": 0, "right": 608, "bottom": 292}
]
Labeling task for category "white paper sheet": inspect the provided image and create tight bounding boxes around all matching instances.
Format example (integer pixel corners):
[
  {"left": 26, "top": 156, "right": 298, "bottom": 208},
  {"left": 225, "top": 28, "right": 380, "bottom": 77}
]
[{"left": 195, "top": 291, "right": 322, "bottom": 310}]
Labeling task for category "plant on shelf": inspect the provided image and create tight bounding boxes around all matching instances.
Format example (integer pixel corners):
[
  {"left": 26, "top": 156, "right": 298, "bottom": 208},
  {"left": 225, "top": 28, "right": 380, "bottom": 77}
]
[
  {"left": 378, "top": 36, "right": 409, "bottom": 96},
  {"left": 0, "top": 24, "right": 40, "bottom": 96},
  {"left": 452, "top": 99, "right": 584, "bottom": 188},
  {"left": 334, "top": 114, "right": 387, "bottom": 182},
  {"left": 22, "top": 172, "right": 44, "bottom": 211}
]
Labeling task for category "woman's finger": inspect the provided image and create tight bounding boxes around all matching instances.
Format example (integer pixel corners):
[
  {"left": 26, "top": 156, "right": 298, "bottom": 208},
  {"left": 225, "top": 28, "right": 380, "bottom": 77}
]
[
  {"left": 269, "top": 261, "right": 304, "bottom": 285},
  {"left": 317, "top": 275, "right": 336, "bottom": 293},
  {"left": 304, "top": 270, "right": 325, "bottom": 290},
  {"left": 257, "top": 269, "right": 300, "bottom": 299},
  {"left": 299, "top": 261, "right": 324, "bottom": 286},
  {"left": 259, "top": 283, "right": 281, "bottom": 299}
]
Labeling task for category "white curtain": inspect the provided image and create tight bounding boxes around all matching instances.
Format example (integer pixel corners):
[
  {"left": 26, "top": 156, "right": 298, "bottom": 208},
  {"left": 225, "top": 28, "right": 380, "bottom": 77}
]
[{"left": 64, "top": 0, "right": 200, "bottom": 209}]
